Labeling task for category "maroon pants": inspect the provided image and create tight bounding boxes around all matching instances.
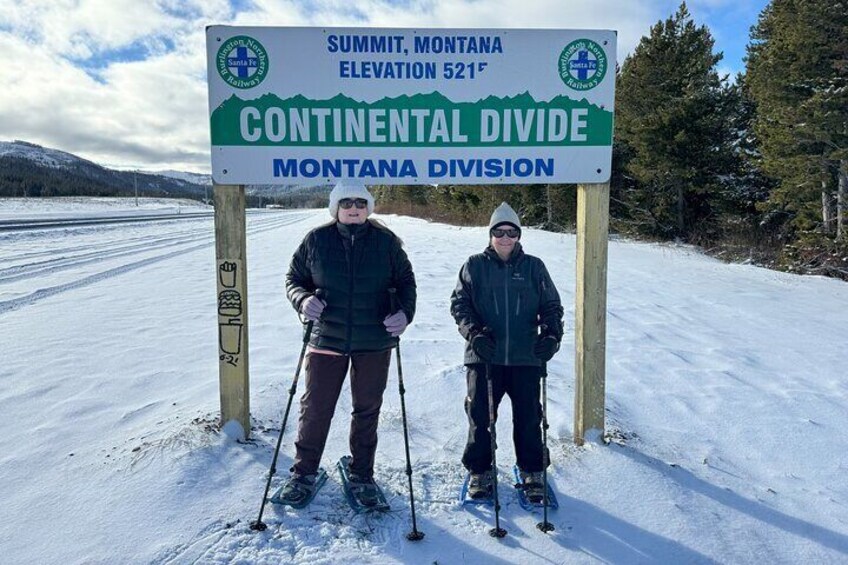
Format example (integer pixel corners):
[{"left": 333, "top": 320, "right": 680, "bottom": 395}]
[{"left": 292, "top": 350, "right": 391, "bottom": 478}]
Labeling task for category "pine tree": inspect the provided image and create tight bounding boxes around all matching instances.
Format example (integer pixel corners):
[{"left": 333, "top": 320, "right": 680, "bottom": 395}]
[
  {"left": 707, "top": 74, "right": 779, "bottom": 250},
  {"left": 615, "top": 2, "right": 735, "bottom": 241},
  {"left": 746, "top": 0, "right": 848, "bottom": 239}
]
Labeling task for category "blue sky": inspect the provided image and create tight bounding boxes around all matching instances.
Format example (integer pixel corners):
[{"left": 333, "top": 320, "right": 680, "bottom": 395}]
[
  {"left": 686, "top": 0, "right": 770, "bottom": 78},
  {"left": 0, "top": 0, "right": 771, "bottom": 172}
]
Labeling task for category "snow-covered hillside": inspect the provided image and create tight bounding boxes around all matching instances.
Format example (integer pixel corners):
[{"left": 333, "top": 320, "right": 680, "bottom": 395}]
[
  {"left": 0, "top": 140, "right": 94, "bottom": 168},
  {"left": 0, "top": 140, "right": 324, "bottom": 200},
  {"left": 153, "top": 170, "right": 213, "bottom": 186},
  {"left": 2, "top": 203, "right": 847, "bottom": 564},
  {"left": 0, "top": 140, "right": 212, "bottom": 200}
]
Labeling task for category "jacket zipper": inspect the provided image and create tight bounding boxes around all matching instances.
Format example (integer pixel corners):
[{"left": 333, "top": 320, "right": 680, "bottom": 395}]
[
  {"left": 504, "top": 264, "right": 510, "bottom": 365},
  {"left": 345, "top": 234, "right": 355, "bottom": 354}
]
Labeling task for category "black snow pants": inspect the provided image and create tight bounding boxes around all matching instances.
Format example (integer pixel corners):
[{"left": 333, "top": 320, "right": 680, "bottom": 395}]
[{"left": 461, "top": 363, "right": 544, "bottom": 474}]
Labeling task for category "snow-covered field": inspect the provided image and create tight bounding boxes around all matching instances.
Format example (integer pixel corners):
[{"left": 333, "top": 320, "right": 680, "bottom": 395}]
[
  {"left": 0, "top": 197, "right": 210, "bottom": 221},
  {"left": 2, "top": 200, "right": 847, "bottom": 564}
]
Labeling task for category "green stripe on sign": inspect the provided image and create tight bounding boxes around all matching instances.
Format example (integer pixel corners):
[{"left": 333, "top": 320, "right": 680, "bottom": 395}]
[{"left": 210, "top": 92, "right": 613, "bottom": 147}]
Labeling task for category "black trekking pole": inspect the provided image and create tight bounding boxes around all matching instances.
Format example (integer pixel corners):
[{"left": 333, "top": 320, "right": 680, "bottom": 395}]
[
  {"left": 250, "top": 293, "right": 319, "bottom": 532},
  {"left": 388, "top": 288, "right": 425, "bottom": 541},
  {"left": 536, "top": 361, "right": 555, "bottom": 533},
  {"left": 486, "top": 363, "right": 507, "bottom": 538}
]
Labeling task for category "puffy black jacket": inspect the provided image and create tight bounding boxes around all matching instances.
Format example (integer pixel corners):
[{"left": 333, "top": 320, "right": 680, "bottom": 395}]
[
  {"left": 286, "top": 220, "right": 416, "bottom": 353},
  {"left": 450, "top": 243, "right": 563, "bottom": 366}
]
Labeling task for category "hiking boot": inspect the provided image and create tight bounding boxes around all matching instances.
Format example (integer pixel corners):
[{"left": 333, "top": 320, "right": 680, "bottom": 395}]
[
  {"left": 468, "top": 470, "right": 493, "bottom": 499},
  {"left": 519, "top": 470, "right": 545, "bottom": 503},
  {"left": 278, "top": 473, "right": 319, "bottom": 506},
  {"left": 348, "top": 473, "right": 381, "bottom": 507}
]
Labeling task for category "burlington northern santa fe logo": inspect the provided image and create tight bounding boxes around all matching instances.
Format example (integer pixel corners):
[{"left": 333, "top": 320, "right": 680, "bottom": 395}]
[
  {"left": 216, "top": 36, "right": 269, "bottom": 89},
  {"left": 559, "top": 39, "right": 607, "bottom": 91}
]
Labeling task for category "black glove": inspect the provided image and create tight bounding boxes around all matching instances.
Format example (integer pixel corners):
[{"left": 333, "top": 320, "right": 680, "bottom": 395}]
[
  {"left": 470, "top": 331, "right": 496, "bottom": 362},
  {"left": 534, "top": 334, "right": 560, "bottom": 362}
]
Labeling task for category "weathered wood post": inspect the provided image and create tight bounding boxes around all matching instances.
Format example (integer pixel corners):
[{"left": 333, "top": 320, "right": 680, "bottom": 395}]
[
  {"left": 213, "top": 183, "right": 250, "bottom": 438},
  {"left": 574, "top": 182, "right": 610, "bottom": 445}
]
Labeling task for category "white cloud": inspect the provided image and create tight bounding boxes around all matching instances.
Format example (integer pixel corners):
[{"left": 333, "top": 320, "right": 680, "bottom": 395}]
[
  {"left": 0, "top": 0, "right": 725, "bottom": 173},
  {"left": 7, "top": 0, "right": 176, "bottom": 57}
]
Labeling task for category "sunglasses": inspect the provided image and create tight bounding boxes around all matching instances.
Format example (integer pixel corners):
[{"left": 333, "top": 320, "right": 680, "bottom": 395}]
[
  {"left": 491, "top": 227, "right": 520, "bottom": 239},
  {"left": 339, "top": 198, "right": 368, "bottom": 210}
]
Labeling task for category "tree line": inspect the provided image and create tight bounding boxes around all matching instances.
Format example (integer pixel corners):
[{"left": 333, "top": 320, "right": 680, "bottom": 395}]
[
  {"left": 0, "top": 154, "right": 329, "bottom": 210},
  {"left": 372, "top": 1, "right": 848, "bottom": 280},
  {"left": 0, "top": 156, "right": 208, "bottom": 201}
]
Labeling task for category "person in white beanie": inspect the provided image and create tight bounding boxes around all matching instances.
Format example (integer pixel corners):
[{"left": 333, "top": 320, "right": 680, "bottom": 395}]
[
  {"left": 280, "top": 180, "right": 416, "bottom": 509},
  {"left": 326, "top": 180, "right": 375, "bottom": 218},
  {"left": 450, "top": 201, "right": 564, "bottom": 502}
]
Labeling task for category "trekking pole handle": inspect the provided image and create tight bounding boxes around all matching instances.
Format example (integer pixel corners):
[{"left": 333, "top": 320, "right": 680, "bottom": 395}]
[
  {"left": 301, "top": 289, "right": 323, "bottom": 342},
  {"left": 388, "top": 287, "right": 399, "bottom": 313}
]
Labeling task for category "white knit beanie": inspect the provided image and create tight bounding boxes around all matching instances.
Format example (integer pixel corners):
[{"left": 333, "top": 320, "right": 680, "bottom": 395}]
[
  {"left": 328, "top": 181, "right": 375, "bottom": 218},
  {"left": 488, "top": 202, "right": 521, "bottom": 233}
]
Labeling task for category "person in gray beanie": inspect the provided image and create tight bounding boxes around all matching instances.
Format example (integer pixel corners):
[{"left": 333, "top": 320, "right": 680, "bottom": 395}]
[
  {"left": 450, "top": 201, "right": 564, "bottom": 502},
  {"left": 281, "top": 180, "right": 416, "bottom": 509}
]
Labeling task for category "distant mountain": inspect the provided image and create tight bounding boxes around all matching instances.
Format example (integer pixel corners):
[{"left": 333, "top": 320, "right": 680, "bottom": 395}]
[
  {"left": 153, "top": 169, "right": 213, "bottom": 187},
  {"left": 151, "top": 169, "right": 329, "bottom": 200},
  {"left": 0, "top": 140, "right": 328, "bottom": 204},
  {"left": 0, "top": 140, "right": 212, "bottom": 201},
  {"left": 0, "top": 140, "right": 92, "bottom": 168}
]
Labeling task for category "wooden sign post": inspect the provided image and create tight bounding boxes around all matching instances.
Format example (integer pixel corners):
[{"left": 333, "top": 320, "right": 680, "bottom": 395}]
[
  {"left": 574, "top": 182, "right": 609, "bottom": 444},
  {"left": 214, "top": 183, "right": 250, "bottom": 438}
]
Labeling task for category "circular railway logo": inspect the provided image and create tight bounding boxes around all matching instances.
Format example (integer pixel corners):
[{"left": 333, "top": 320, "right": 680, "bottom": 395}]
[
  {"left": 559, "top": 39, "right": 607, "bottom": 91},
  {"left": 216, "top": 36, "right": 269, "bottom": 89}
]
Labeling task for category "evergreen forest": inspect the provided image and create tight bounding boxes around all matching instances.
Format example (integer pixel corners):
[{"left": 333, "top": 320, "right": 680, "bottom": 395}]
[{"left": 372, "top": 1, "right": 848, "bottom": 280}]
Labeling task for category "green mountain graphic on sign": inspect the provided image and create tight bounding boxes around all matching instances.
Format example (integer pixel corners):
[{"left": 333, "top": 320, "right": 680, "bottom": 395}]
[{"left": 210, "top": 92, "right": 613, "bottom": 147}]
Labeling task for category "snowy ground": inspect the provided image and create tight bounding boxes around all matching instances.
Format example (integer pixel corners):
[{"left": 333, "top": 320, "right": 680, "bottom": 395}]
[
  {"left": 2, "top": 200, "right": 847, "bottom": 564},
  {"left": 0, "top": 197, "right": 210, "bottom": 221}
]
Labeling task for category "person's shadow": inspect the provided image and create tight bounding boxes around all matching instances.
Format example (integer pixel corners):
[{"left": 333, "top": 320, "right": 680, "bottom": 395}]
[
  {"left": 598, "top": 444, "right": 848, "bottom": 559},
  {"left": 543, "top": 492, "right": 719, "bottom": 563}
]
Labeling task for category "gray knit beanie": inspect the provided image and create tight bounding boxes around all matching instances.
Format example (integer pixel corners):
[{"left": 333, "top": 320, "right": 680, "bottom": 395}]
[
  {"left": 328, "top": 181, "right": 375, "bottom": 218},
  {"left": 488, "top": 202, "right": 521, "bottom": 234}
]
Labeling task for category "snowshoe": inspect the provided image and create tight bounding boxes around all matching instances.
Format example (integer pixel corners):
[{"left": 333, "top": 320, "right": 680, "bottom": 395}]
[
  {"left": 513, "top": 465, "right": 559, "bottom": 511},
  {"left": 337, "top": 455, "right": 390, "bottom": 513},
  {"left": 460, "top": 470, "right": 494, "bottom": 505},
  {"left": 269, "top": 469, "right": 328, "bottom": 509}
]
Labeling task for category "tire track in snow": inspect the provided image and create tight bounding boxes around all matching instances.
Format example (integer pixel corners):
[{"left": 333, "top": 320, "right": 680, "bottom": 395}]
[
  {"left": 0, "top": 212, "right": 314, "bottom": 316},
  {"left": 0, "top": 230, "right": 214, "bottom": 284},
  {"left": 1, "top": 218, "right": 214, "bottom": 264},
  {"left": 0, "top": 213, "right": 308, "bottom": 283}
]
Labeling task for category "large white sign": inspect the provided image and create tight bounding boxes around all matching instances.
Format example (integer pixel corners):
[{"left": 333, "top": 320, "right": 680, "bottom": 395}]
[{"left": 206, "top": 26, "right": 616, "bottom": 185}]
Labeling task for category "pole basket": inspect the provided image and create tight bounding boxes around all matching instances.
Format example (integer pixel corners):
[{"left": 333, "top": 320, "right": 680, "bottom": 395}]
[
  {"left": 536, "top": 521, "right": 555, "bottom": 533},
  {"left": 489, "top": 527, "right": 508, "bottom": 538}
]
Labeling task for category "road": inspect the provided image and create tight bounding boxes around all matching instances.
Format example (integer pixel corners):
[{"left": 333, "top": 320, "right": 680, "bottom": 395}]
[
  {"left": 0, "top": 211, "right": 217, "bottom": 231},
  {"left": 0, "top": 209, "right": 315, "bottom": 316}
]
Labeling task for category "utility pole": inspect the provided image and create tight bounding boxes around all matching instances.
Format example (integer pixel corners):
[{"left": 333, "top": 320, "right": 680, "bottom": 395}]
[{"left": 134, "top": 171, "right": 139, "bottom": 207}]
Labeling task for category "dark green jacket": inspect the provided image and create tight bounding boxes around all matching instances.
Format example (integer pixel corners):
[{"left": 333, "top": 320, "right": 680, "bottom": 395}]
[
  {"left": 286, "top": 220, "right": 416, "bottom": 353},
  {"left": 451, "top": 243, "right": 563, "bottom": 366}
]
